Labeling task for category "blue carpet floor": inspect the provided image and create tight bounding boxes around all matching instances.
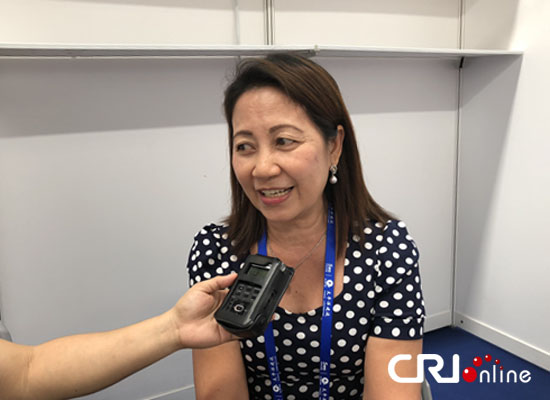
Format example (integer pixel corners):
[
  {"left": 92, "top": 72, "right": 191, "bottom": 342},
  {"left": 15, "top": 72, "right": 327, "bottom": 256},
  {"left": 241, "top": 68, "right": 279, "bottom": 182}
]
[{"left": 422, "top": 327, "right": 550, "bottom": 400}]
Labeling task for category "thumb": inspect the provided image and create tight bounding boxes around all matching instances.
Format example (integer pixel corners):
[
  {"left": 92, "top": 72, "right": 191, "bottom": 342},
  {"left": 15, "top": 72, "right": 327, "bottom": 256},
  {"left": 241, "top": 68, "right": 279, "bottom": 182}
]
[{"left": 195, "top": 273, "right": 238, "bottom": 294}]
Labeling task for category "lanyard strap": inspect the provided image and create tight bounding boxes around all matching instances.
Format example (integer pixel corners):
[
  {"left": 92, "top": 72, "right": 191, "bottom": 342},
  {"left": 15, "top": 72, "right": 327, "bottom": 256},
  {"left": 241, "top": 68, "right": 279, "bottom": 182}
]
[{"left": 259, "top": 206, "right": 336, "bottom": 400}]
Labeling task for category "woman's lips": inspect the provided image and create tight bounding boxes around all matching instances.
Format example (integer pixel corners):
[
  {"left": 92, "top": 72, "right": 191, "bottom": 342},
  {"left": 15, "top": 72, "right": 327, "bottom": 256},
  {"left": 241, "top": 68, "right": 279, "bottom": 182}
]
[{"left": 258, "top": 187, "right": 293, "bottom": 205}]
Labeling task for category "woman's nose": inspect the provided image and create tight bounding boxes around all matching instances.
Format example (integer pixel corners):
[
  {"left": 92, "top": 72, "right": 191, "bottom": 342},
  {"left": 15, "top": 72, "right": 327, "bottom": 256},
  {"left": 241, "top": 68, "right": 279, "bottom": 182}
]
[{"left": 252, "top": 150, "right": 280, "bottom": 178}]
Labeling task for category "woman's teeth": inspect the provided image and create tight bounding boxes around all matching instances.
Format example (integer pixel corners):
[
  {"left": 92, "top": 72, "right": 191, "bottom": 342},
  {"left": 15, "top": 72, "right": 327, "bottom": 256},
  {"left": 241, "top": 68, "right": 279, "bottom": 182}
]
[{"left": 261, "top": 188, "right": 292, "bottom": 198}]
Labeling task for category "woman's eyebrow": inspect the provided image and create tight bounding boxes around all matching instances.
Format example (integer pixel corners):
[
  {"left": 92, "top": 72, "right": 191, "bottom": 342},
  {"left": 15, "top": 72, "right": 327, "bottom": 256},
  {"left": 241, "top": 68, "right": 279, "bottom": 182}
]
[
  {"left": 269, "top": 124, "right": 304, "bottom": 134},
  {"left": 233, "top": 130, "right": 253, "bottom": 138},
  {"left": 234, "top": 124, "right": 304, "bottom": 138}
]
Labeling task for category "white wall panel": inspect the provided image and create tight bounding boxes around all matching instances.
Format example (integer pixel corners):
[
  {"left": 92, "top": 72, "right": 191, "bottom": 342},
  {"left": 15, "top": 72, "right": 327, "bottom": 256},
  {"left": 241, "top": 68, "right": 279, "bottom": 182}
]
[
  {"left": 462, "top": 0, "right": 520, "bottom": 50},
  {"left": 0, "top": 0, "right": 264, "bottom": 45},
  {"left": 274, "top": 0, "right": 461, "bottom": 48},
  {"left": 457, "top": 1, "right": 550, "bottom": 369}
]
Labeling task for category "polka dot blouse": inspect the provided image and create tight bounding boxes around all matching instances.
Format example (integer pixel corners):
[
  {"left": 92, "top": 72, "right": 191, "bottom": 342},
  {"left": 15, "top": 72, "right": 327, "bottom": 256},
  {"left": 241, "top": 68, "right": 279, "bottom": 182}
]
[{"left": 187, "top": 219, "right": 425, "bottom": 400}]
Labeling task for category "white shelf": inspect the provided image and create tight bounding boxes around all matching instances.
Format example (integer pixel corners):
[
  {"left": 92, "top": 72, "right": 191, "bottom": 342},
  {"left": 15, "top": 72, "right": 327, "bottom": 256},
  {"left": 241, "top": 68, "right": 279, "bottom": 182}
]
[{"left": 0, "top": 44, "right": 523, "bottom": 59}]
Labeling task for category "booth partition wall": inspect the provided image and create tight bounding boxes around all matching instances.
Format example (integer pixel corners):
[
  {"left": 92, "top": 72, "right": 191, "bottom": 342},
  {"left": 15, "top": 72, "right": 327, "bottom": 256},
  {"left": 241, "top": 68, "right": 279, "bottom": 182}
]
[{"left": 1, "top": 1, "right": 546, "bottom": 399}]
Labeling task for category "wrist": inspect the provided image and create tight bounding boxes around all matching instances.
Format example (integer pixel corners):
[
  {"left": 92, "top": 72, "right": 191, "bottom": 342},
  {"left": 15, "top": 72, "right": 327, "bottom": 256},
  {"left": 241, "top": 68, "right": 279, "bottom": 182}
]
[{"left": 164, "top": 308, "right": 186, "bottom": 351}]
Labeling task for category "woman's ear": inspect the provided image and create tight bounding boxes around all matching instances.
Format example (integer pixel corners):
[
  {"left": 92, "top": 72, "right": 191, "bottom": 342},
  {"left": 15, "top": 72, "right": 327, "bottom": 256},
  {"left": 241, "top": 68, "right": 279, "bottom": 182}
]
[{"left": 329, "top": 125, "right": 345, "bottom": 165}]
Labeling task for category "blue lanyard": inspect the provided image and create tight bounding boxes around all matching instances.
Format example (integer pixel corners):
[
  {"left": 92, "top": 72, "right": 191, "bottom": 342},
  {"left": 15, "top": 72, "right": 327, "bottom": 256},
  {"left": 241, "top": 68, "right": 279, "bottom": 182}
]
[{"left": 259, "top": 206, "right": 336, "bottom": 400}]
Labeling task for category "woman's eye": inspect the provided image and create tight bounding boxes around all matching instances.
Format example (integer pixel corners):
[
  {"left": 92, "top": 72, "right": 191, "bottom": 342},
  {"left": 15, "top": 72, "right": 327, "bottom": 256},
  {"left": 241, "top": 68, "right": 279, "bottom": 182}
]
[
  {"left": 276, "top": 137, "right": 295, "bottom": 146},
  {"left": 235, "top": 143, "right": 252, "bottom": 152}
]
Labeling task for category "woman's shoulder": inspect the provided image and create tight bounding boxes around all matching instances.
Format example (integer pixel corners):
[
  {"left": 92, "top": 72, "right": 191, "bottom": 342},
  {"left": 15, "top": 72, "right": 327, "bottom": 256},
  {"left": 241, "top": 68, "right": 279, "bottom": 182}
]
[{"left": 187, "top": 222, "right": 242, "bottom": 285}]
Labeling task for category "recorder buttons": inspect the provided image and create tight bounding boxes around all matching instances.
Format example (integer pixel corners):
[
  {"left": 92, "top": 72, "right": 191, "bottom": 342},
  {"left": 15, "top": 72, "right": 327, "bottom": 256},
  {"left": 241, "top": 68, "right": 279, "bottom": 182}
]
[{"left": 233, "top": 303, "right": 246, "bottom": 314}]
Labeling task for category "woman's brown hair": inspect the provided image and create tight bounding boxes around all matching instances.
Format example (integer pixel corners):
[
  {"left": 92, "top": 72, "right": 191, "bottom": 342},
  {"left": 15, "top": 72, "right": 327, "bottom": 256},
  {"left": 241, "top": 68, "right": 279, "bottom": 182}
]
[{"left": 223, "top": 53, "right": 393, "bottom": 258}]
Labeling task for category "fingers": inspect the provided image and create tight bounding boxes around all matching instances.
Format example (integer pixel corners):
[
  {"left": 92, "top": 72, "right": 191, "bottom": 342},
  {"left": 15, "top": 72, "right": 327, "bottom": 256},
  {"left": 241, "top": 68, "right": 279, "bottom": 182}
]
[{"left": 194, "top": 272, "right": 238, "bottom": 294}]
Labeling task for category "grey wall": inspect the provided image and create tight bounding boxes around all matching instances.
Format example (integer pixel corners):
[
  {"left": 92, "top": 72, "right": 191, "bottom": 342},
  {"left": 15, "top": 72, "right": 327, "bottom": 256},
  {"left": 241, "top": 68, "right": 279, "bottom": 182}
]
[{"left": 0, "top": 56, "right": 458, "bottom": 398}]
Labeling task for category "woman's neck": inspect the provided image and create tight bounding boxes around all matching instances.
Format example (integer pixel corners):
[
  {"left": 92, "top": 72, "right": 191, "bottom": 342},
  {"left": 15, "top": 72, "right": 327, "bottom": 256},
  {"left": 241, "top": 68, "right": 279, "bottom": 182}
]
[{"left": 266, "top": 202, "right": 327, "bottom": 249}]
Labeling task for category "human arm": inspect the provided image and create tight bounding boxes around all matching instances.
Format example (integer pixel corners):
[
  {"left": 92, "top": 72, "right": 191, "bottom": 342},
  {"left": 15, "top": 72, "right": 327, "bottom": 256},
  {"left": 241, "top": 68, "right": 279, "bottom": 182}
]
[
  {"left": 0, "top": 273, "right": 238, "bottom": 400},
  {"left": 363, "top": 337, "right": 422, "bottom": 399},
  {"left": 192, "top": 341, "right": 249, "bottom": 400},
  {"left": 363, "top": 220, "right": 425, "bottom": 399}
]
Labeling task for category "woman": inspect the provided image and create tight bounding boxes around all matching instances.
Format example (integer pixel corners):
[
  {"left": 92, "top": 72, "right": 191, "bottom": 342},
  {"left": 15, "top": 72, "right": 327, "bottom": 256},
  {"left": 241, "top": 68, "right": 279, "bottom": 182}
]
[{"left": 187, "top": 54, "right": 425, "bottom": 400}]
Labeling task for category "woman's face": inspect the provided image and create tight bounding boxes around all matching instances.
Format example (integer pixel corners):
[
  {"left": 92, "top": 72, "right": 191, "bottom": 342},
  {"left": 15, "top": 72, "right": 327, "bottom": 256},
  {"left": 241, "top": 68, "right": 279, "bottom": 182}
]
[{"left": 231, "top": 87, "right": 342, "bottom": 225}]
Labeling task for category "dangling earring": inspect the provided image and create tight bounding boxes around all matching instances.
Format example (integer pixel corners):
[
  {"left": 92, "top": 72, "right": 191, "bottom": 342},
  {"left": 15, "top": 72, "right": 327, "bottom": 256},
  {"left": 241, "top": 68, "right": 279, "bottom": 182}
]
[{"left": 329, "top": 165, "right": 338, "bottom": 184}]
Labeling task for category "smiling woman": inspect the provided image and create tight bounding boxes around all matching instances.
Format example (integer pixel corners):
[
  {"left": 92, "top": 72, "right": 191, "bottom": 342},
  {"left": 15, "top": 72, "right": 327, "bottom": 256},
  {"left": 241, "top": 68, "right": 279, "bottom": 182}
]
[{"left": 187, "top": 54, "right": 425, "bottom": 400}]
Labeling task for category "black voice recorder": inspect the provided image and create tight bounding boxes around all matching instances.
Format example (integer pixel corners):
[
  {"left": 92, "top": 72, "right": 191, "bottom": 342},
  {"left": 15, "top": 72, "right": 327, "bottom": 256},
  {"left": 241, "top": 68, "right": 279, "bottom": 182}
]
[{"left": 214, "top": 254, "right": 294, "bottom": 338}]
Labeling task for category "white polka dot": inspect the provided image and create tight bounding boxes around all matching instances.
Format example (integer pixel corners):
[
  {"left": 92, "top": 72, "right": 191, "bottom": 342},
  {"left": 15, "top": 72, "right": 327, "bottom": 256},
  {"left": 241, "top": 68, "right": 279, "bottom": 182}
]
[
  {"left": 392, "top": 229, "right": 400, "bottom": 237},
  {"left": 335, "top": 321, "right": 344, "bottom": 330},
  {"left": 379, "top": 246, "right": 387, "bottom": 254},
  {"left": 283, "top": 339, "right": 292, "bottom": 346},
  {"left": 221, "top": 261, "right": 229, "bottom": 269},
  {"left": 385, "top": 260, "right": 393, "bottom": 268},
  {"left": 296, "top": 331, "right": 306, "bottom": 340},
  {"left": 398, "top": 221, "right": 406, "bottom": 228},
  {"left": 352, "top": 344, "right": 361, "bottom": 352},
  {"left": 396, "top": 267, "right": 406, "bottom": 275},
  {"left": 409, "top": 328, "right": 416, "bottom": 337},
  {"left": 343, "top": 275, "right": 351, "bottom": 284},
  {"left": 349, "top": 328, "right": 357, "bottom": 336},
  {"left": 343, "top": 293, "right": 353, "bottom": 301},
  {"left": 256, "top": 351, "right": 265, "bottom": 359},
  {"left": 353, "top": 266, "right": 362, "bottom": 274},
  {"left": 284, "top": 323, "right": 293, "bottom": 330},
  {"left": 310, "top": 340, "right": 319, "bottom": 348},
  {"left": 392, "top": 252, "right": 400, "bottom": 259},
  {"left": 406, "top": 257, "right": 414, "bottom": 265},
  {"left": 406, "top": 284, "right": 414, "bottom": 292},
  {"left": 273, "top": 313, "right": 281, "bottom": 320},
  {"left": 337, "top": 385, "right": 346, "bottom": 393},
  {"left": 387, "top": 237, "right": 394, "bottom": 244},
  {"left": 386, "top": 276, "right": 396, "bottom": 285},
  {"left": 299, "top": 385, "right": 308, "bottom": 393},
  {"left": 365, "top": 258, "right": 374, "bottom": 266},
  {"left": 297, "top": 347, "right": 306, "bottom": 355},
  {"left": 346, "top": 310, "right": 355, "bottom": 319},
  {"left": 359, "top": 317, "right": 368, "bottom": 325},
  {"left": 352, "top": 234, "right": 360, "bottom": 242},
  {"left": 202, "top": 238, "right": 210, "bottom": 245},
  {"left": 333, "top": 304, "right": 341, "bottom": 312},
  {"left": 337, "top": 339, "right": 347, "bottom": 347},
  {"left": 230, "top": 254, "right": 238, "bottom": 262},
  {"left": 393, "top": 292, "right": 403, "bottom": 300},
  {"left": 376, "top": 235, "right": 383, "bottom": 242},
  {"left": 283, "top": 354, "right": 293, "bottom": 361},
  {"left": 394, "top": 309, "right": 403, "bottom": 316},
  {"left": 364, "top": 227, "right": 372, "bottom": 234},
  {"left": 357, "top": 300, "right": 365, "bottom": 308},
  {"left": 392, "top": 327, "right": 401, "bottom": 337},
  {"left": 221, "top": 246, "right": 228, "bottom": 254},
  {"left": 310, "top": 324, "right": 319, "bottom": 332},
  {"left": 379, "top": 301, "right": 389, "bottom": 308},
  {"left": 399, "top": 243, "right": 408, "bottom": 250},
  {"left": 364, "top": 241, "right": 373, "bottom": 250},
  {"left": 407, "top": 300, "right": 415, "bottom": 308},
  {"left": 367, "top": 290, "right": 375, "bottom": 299},
  {"left": 374, "top": 326, "right": 382, "bottom": 335},
  {"left": 353, "top": 250, "right": 361, "bottom": 258}
]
